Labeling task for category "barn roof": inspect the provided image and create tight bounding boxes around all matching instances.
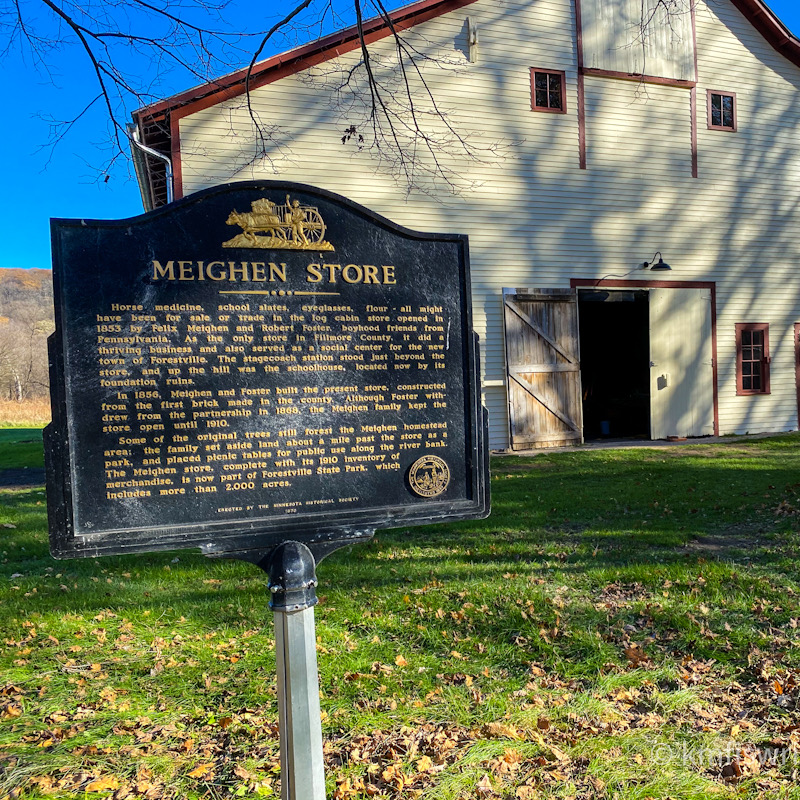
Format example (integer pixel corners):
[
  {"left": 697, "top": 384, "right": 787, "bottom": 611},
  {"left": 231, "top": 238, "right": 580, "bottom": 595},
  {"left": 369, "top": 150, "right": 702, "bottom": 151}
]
[{"left": 131, "top": 0, "right": 800, "bottom": 209}]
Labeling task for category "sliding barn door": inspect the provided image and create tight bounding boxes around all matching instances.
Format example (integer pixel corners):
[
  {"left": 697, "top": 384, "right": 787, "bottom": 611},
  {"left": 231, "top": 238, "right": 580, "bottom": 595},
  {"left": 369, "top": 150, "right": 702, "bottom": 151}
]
[
  {"left": 649, "top": 287, "right": 715, "bottom": 439},
  {"left": 503, "top": 289, "right": 583, "bottom": 449}
]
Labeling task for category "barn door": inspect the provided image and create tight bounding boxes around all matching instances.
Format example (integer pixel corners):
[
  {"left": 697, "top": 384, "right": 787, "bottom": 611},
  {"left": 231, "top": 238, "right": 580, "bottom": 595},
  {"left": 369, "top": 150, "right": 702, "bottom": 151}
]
[
  {"left": 503, "top": 288, "right": 583, "bottom": 449},
  {"left": 649, "top": 287, "right": 715, "bottom": 439}
]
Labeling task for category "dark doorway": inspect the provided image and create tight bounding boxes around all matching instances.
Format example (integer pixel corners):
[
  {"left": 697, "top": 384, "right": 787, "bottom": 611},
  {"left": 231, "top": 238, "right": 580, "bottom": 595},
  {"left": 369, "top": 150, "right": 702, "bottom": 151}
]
[{"left": 578, "top": 290, "right": 650, "bottom": 439}]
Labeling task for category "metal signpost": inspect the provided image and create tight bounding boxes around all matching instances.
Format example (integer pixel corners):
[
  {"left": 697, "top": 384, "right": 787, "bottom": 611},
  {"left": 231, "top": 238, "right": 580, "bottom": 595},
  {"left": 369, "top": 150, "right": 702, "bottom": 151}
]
[
  {"left": 269, "top": 542, "right": 326, "bottom": 800},
  {"left": 46, "top": 181, "right": 490, "bottom": 797}
]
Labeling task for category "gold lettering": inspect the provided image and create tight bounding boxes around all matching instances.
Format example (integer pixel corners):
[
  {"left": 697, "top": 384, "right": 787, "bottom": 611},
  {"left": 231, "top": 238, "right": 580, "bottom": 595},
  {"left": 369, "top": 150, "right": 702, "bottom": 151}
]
[
  {"left": 152, "top": 260, "right": 175, "bottom": 281},
  {"left": 178, "top": 260, "right": 194, "bottom": 281},
  {"left": 251, "top": 262, "right": 266, "bottom": 281},
  {"left": 268, "top": 262, "right": 287, "bottom": 282},
  {"left": 229, "top": 261, "right": 249, "bottom": 282},
  {"left": 342, "top": 264, "right": 363, "bottom": 284},
  {"left": 207, "top": 261, "right": 226, "bottom": 281}
]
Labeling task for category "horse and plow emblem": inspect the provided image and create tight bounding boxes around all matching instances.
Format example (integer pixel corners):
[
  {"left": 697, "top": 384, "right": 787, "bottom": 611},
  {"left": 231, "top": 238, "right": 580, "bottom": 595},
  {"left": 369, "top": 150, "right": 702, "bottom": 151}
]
[{"left": 222, "top": 195, "right": 334, "bottom": 250}]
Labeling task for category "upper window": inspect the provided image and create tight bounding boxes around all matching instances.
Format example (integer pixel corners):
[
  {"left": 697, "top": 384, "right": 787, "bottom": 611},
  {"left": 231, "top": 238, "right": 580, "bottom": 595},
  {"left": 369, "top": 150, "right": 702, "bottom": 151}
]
[
  {"left": 736, "top": 323, "right": 770, "bottom": 395},
  {"left": 708, "top": 91, "right": 736, "bottom": 132},
  {"left": 531, "top": 69, "right": 566, "bottom": 114}
]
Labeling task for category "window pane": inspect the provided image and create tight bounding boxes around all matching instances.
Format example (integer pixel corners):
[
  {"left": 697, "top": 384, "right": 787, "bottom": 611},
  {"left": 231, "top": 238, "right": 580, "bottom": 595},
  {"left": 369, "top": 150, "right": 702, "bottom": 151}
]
[
  {"left": 722, "top": 96, "right": 734, "bottom": 128},
  {"left": 743, "top": 362, "right": 753, "bottom": 376},
  {"left": 743, "top": 375, "right": 752, "bottom": 390},
  {"left": 535, "top": 73, "right": 548, "bottom": 92},
  {"left": 742, "top": 330, "right": 752, "bottom": 346},
  {"left": 535, "top": 89, "right": 548, "bottom": 108},
  {"left": 752, "top": 373, "right": 761, "bottom": 390},
  {"left": 711, "top": 94, "right": 722, "bottom": 127},
  {"left": 752, "top": 330, "right": 763, "bottom": 347},
  {"left": 549, "top": 89, "right": 562, "bottom": 109}
]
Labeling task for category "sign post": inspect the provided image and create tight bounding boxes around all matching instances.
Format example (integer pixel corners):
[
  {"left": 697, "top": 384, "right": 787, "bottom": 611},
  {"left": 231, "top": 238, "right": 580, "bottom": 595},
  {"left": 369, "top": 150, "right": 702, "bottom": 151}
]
[
  {"left": 268, "top": 541, "right": 325, "bottom": 800},
  {"left": 46, "top": 181, "right": 490, "bottom": 795}
]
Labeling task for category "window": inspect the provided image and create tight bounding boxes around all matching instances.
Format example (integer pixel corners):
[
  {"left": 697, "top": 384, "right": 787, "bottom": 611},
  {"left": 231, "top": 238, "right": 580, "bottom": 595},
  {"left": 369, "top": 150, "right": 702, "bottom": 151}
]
[
  {"left": 736, "top": 323, "right": 770, "bottom": 395},
  {"left": 708, "top": 91, "right": 736, "bottom": 131},
  {"left": 531, "top": 69, "right": 566, "bottom": 113}
]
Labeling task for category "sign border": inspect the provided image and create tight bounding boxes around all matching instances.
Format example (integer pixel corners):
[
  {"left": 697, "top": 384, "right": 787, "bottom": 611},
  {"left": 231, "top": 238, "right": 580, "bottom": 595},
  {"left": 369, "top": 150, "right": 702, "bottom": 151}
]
[{"left": 45, "top": 180, "right": 489, "bottom": 562}]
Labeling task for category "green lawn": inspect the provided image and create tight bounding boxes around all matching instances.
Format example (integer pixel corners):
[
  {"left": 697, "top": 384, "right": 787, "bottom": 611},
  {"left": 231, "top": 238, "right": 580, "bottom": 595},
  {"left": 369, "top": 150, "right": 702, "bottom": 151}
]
[
  {"left": 2, "top": 435, "right": 800, "bottom": 799},
  {"left": 0, "top": 429, "right": 44, "bottom": 470}
]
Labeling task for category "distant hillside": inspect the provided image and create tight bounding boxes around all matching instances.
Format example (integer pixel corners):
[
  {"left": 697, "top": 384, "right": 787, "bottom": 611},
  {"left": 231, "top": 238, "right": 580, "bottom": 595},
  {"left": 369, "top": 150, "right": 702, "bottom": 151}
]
[
  {"left": 0, "top": 268, "right": 54, "bottom": 399},
  {"left": 0, "top": 267, "right": 52, "bottom": 293}
]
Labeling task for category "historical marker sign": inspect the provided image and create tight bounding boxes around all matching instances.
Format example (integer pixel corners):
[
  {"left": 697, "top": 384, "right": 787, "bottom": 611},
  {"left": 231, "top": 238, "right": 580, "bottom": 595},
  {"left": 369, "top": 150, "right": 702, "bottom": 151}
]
[{"left": 46, "top": 181, "right": 489, "bottom": 562}]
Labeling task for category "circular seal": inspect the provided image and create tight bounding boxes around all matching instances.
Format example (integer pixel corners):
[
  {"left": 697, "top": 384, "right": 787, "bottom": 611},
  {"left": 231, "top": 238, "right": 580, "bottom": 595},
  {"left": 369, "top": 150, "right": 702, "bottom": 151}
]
[{"left": 408, "top": 455, "right": 451, "bottom": 498}]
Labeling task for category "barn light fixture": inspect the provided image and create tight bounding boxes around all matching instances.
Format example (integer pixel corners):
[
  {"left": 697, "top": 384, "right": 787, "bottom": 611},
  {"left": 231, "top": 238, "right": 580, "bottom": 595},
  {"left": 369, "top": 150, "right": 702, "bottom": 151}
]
[{"left": 643, "top": 252, "right": 672, "bottom": 271}]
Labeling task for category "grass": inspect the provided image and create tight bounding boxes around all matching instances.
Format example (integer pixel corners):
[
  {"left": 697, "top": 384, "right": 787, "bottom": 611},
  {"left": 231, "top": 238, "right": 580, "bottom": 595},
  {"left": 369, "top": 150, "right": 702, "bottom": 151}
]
[
  {"left": 0, "top": 429, "right": 44, "bottom": 470},
  {"left": 1, "top": 434, "right": 800, "bottom": 798}
]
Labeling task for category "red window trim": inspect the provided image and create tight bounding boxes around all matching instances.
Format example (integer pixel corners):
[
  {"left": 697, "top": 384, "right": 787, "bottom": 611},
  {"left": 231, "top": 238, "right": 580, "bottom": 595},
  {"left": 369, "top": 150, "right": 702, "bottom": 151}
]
[
  {"left": 581, "top": 67, "right": 695, "bottom": 88},
  {"left": 530, "top": 68, "right": 567, "bottom": 114},
  {"left": 736, "top": 323, "right": 770, "bottom": 395},
  {"left": 707, "top": 90, "right": 737, "bottom": 132},
  {"left": 795, "top": 323, "right": 800, "bottom": 423}
]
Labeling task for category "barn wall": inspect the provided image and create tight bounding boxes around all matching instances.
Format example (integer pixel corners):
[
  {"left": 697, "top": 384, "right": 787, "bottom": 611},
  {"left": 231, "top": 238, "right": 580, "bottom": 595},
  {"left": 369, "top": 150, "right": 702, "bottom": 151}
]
[{"left": 177, "top": 0, "right": 800, "bottom": 449}]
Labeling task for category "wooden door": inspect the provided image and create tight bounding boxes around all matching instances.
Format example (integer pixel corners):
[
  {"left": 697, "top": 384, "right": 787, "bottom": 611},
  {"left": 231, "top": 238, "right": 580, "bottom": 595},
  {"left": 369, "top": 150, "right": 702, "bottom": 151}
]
[
  {"left": 649, "top": 288, "right": 715, "bottom": 439},
  {"left": 503, "top": 288, "right": 583, "bottom": 449}
]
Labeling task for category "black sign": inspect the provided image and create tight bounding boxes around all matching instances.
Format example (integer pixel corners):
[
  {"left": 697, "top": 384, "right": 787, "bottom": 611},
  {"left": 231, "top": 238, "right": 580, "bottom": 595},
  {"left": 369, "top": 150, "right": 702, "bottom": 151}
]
[{"left": 46, "top": 181, "right": 489, "bottom": 562}]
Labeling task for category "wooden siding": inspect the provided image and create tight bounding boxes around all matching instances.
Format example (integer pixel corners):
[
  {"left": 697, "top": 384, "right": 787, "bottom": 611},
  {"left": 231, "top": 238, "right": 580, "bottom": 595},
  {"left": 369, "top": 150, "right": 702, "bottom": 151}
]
[
  {"left": 177, "top": 0, "right": 800, "bottom": 449},
  {"left": 584, "top": 79, "right": 692, "bottom": 176},
  {"left": 580, "top": 0, "right": 695, "bottom": 80}
]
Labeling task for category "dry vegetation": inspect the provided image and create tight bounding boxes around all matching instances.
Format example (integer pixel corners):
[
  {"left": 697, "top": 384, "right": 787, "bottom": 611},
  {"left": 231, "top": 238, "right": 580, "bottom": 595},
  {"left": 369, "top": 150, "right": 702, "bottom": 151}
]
[
  {"left": 0, "top": 399, "right": 51, "bottom": 428},
  {"left": 0, "top": 268, "right": 53, "bottom": 404}
]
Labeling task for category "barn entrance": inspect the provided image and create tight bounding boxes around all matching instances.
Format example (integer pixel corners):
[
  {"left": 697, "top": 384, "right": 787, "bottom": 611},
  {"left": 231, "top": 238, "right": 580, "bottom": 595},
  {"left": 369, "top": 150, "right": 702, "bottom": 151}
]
[
  {"left": 503, "top": 284, "right": 717, "bottom": 449},
  {"left": 578, "top": 290, "right": 650, "bottom": 440}
]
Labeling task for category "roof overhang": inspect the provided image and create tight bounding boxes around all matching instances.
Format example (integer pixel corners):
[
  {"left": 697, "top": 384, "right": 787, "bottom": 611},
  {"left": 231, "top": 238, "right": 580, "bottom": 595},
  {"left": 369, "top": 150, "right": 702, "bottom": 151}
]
[{"left": 729, "top": 0, "right": 800, "bottom": 63}]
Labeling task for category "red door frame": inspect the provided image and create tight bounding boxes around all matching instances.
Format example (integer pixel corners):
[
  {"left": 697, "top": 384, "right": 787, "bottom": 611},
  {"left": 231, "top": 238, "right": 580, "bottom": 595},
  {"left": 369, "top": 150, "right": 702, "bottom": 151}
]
[
  {"left": 795, "top": 323, "right": 800, "bottom": 427},
  {"left": 570, "top": 278, "right": 719, "bottom": 437}
]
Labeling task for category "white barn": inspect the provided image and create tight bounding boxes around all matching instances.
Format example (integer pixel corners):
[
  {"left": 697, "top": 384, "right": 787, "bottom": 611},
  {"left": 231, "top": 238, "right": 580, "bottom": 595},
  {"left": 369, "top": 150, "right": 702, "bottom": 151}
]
[{"left": 132, "top": 0, "right": 800, "bottom": 450}]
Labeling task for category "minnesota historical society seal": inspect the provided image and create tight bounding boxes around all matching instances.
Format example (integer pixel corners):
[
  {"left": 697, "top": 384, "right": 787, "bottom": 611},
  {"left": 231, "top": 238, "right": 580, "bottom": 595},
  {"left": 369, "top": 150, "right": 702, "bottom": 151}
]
[{"left": 408, "top": 455, "right": 451, "bottom": 498}]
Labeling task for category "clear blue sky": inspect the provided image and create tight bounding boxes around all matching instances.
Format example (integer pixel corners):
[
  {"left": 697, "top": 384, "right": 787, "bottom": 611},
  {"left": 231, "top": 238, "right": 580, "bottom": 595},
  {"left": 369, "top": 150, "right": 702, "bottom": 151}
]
[{"left": 2, "top": 0, "right": 799, "bottom": 272}]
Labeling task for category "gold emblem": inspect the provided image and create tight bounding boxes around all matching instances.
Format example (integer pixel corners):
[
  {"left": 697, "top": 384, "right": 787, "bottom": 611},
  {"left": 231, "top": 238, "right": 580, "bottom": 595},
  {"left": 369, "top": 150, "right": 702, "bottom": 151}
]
[
  {"left": 408, "top": 455, "right": 451, "bottom": 498},
  {"left": 223, "top": 195, "right": 334, "bottom": 250}
]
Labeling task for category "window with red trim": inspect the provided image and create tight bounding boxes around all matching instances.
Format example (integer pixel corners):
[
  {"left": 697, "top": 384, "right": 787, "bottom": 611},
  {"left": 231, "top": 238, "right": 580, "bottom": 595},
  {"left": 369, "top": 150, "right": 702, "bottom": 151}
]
[
  {"left": 736, "top": 323, "right": 770, "bottom": 395},
  {"left": 708, "top": 91, "right": 736, "bottom": 132},
  {"left": 531, "top": 69, "right": 566, "bottom": 113}
]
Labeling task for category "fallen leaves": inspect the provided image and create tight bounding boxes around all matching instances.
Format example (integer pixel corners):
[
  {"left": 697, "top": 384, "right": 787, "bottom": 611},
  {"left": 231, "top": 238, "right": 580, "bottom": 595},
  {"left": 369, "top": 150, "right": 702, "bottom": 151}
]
[
  {"left": 483, "top": 721, "right": 523, "bottom": 740},
  {"left": 84, "top": 776, "right": 120, "bottom": 792},
  {"left": 623, "top": 644, "right": 651, "bottom": 668},
  {"left": 186, "top": 762, "right": 214, "bottom": 779}
]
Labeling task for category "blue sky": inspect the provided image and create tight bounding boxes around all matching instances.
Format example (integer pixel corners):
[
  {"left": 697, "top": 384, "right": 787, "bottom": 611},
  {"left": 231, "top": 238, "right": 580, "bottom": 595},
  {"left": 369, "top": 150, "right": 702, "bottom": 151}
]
[{"left": 2, "top": 0, "right": 800, "bottom": 272}]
